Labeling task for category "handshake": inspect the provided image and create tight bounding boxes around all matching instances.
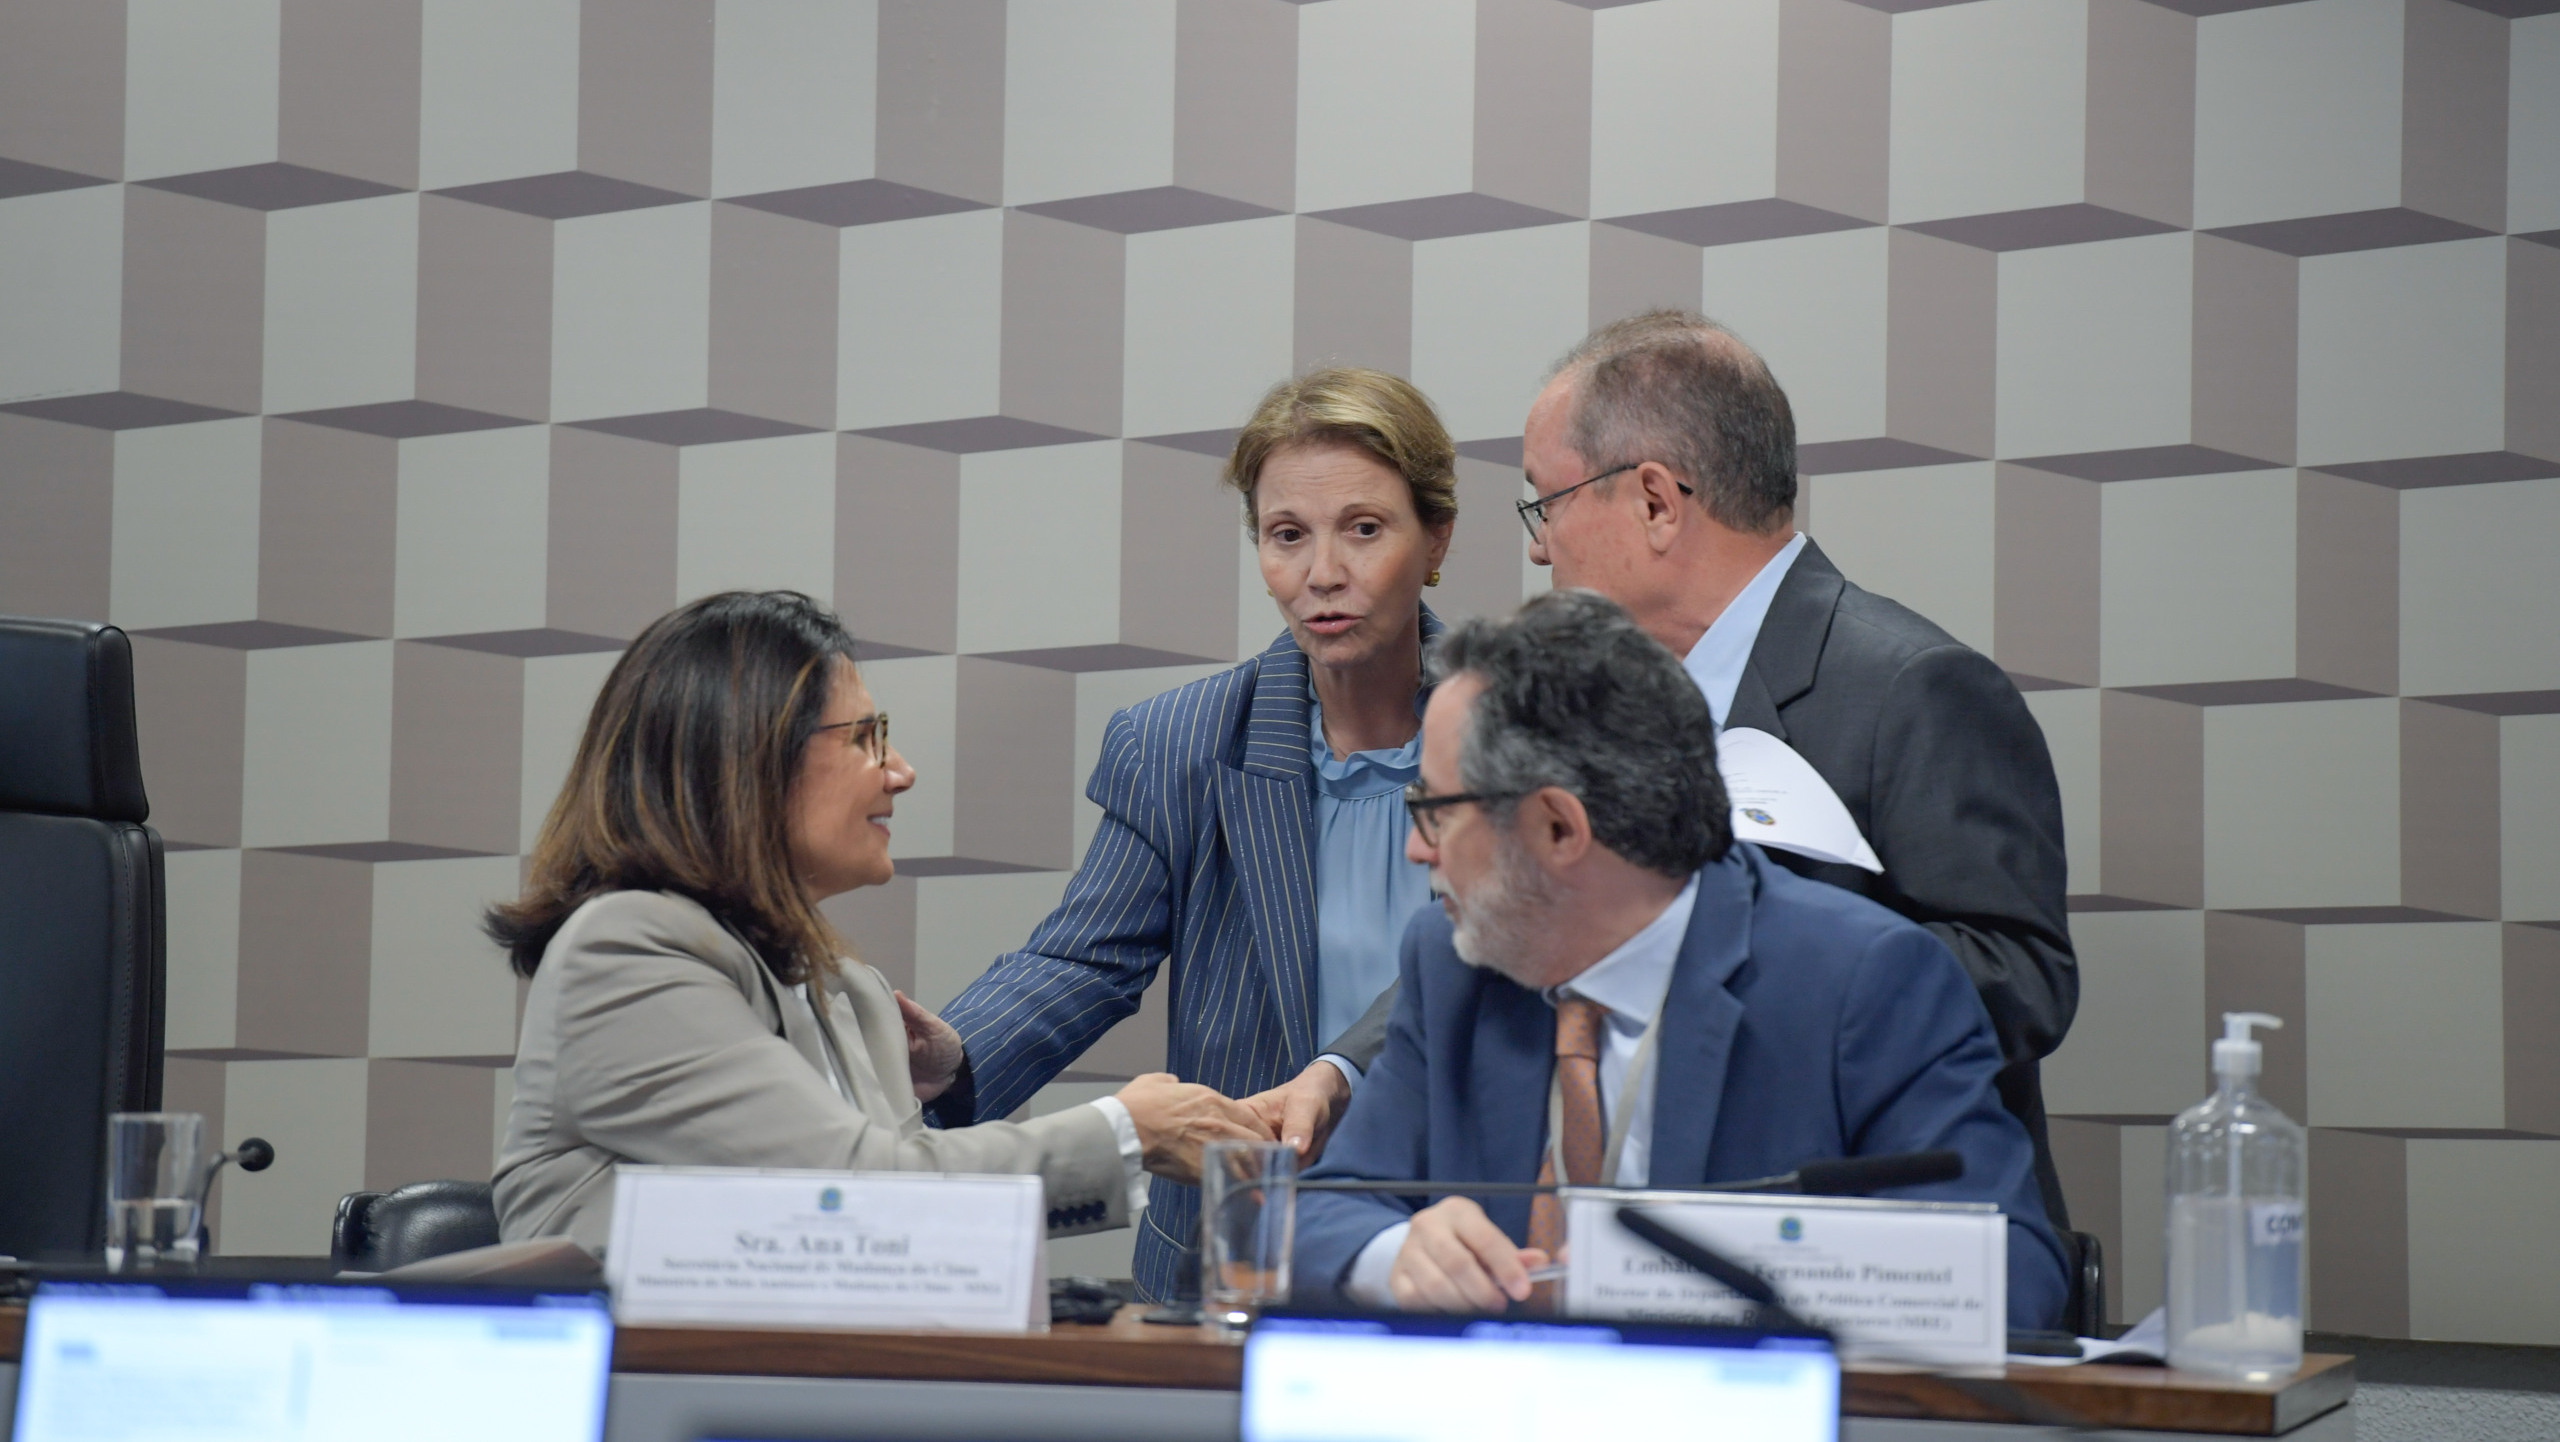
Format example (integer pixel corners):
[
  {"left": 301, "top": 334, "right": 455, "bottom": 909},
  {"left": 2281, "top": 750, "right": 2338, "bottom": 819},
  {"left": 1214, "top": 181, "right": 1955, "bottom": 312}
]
[
  {"left": 1111, "top": 1062, "right": 1353, "bottom": 1185},
  {"left": 897, "top": 990, "right": 1353, "bottom": 1187}
]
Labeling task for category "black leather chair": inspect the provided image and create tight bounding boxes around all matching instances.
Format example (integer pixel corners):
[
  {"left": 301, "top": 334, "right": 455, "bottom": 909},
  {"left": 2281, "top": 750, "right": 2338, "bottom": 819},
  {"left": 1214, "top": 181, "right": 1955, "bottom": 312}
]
[
  {"left": 332, "top": 1181, "right": 503, "bottom": 1272},
  {"left": 2059, "top": 1227, "right": 2108, "bottom": 1339},
  {"left": 0, "top": 618, "right": 165, "bottom": 1260}
]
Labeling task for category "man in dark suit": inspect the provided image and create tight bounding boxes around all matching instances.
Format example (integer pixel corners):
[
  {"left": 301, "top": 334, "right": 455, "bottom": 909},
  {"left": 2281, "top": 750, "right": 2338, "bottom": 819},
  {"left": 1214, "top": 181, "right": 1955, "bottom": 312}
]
[
  {"left": 1291, "top": 589, "right": 2067, "bottom": 1329},
  {"left": 1508, "top": 310, "right": 2078, "bottom": 1225}
]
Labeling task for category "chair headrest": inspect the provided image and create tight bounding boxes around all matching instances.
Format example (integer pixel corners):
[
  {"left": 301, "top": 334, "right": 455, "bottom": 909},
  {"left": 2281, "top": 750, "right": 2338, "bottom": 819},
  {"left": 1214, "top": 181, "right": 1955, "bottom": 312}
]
[{"left": 0, "top": 617, "right": 150, "bottom": 823}]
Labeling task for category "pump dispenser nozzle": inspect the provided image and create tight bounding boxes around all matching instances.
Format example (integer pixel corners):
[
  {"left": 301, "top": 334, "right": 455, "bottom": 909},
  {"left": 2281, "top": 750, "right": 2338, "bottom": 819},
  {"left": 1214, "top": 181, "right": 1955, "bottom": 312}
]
[{"left": 2214, "top": 1012, "right": 2283, "bottom": 1078}]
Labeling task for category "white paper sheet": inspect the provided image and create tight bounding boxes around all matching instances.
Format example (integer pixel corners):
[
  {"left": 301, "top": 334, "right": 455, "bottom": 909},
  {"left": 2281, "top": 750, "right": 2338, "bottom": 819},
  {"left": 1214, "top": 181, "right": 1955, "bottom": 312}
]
[
  {"left": 2006, "top": 1305, "right": 2168, "bottom": 1366},
  {"left": 1717, "top": 727, "right": 1884, "bottom": 873}
]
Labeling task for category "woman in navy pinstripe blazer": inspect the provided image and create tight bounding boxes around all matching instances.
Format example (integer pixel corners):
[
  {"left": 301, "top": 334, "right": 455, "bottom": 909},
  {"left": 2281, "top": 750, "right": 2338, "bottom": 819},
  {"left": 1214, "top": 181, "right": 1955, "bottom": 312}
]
[{"left": 923, "top": 369, "right": 1462, "bottom": 1300}]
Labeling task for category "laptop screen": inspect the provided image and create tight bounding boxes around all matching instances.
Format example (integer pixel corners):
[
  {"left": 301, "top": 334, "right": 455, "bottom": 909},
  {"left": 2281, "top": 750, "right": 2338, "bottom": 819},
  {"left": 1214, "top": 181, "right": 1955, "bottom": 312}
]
[
  {"left": 13, "top": 1279, "right": 614, "bottom": 1442},
  {"left": 1243, "top": 1313, "right": 1840, "bottom": 1442}
]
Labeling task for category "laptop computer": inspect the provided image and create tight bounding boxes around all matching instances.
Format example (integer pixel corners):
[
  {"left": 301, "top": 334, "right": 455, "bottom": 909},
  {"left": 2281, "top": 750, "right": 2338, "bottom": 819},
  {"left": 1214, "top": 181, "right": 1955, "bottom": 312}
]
[
  {"left": 12, "top": 1278, "right": 614, "bottom": 1442},
  {"left": 1242, "top": 1311, "right": 1841, "bottom": 1442}
]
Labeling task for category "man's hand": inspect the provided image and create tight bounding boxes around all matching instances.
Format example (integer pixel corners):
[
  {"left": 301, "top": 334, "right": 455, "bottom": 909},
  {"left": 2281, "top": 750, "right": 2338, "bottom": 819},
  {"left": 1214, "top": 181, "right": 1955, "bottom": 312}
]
[
  {"left": 1113, "top": 1073, "right": 1276, "bottom": 1185},
  {"left": 1242, "top": 1060, "right": 1353, "bottom": 1164},
  {"left": 893, "top": 991, "right": 964, "bottom": 1102},
  {"left": 1389, "top": 1197, "right": 1550, "bottom": 1312}
]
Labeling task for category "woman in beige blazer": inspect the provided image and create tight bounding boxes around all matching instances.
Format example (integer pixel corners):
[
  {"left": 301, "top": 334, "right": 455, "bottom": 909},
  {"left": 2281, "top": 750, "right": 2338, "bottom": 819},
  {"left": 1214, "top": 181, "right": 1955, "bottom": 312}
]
[{"left": 487, "top": 590, "right": 1265, "bottom": 1254}]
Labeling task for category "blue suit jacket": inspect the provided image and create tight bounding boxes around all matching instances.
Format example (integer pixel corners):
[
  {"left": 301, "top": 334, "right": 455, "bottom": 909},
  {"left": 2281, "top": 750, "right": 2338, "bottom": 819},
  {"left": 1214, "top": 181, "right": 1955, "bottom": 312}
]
[
  {"left": 937, "top": 614, "right": 1443, "bottom": 1301},
  {"left": 1293, "top": 845, "right": 2069, "bottom": 1330}
]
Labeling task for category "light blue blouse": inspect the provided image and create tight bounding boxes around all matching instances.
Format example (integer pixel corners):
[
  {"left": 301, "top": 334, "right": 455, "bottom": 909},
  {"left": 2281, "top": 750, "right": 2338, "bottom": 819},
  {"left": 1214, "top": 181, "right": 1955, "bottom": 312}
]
[{"left": 1306, "top": 690, "right": 1436, "bottom": 1051}]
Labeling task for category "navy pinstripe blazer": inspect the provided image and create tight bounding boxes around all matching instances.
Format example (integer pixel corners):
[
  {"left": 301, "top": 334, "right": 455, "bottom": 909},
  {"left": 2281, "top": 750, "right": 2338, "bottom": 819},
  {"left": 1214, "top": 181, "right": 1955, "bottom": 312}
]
[{"left": 934, "top": 610, "right": 1443, "bottom": 1301}]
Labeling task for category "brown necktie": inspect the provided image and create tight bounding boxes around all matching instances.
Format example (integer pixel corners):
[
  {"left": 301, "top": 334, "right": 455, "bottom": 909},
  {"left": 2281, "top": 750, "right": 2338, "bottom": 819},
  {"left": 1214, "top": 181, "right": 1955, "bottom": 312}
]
[{"left": 1527, "top": 997, "right": 1607, "bottom": 1308}]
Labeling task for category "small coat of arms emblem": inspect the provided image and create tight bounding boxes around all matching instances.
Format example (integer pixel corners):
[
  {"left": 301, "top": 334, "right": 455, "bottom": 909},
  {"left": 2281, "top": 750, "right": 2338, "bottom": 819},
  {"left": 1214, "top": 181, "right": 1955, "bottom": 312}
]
[{"left": 1742, "top": 808, "right": 1775, "bottom": 826}]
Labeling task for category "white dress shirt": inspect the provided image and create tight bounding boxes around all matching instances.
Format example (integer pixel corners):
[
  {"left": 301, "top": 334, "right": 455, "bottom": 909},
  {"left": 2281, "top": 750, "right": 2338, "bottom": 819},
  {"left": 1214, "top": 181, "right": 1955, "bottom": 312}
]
[
  {"left": 1344, "top": 877, "right": 1701, "bottom": 1306},
  {"left": 1092, "top": 1094, "right": 1149, "bottom": 1215},
  {"left": 1682, "top": 531, "right": 1806, "bottom": 730}
]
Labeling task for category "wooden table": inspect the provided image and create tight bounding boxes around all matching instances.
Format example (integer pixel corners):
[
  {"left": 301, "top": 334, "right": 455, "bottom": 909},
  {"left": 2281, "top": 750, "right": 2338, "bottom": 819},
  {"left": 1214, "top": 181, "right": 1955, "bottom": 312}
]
[
  {"left": 1, "top": 1303, "right": 2355, "bottom": 1437},
  {"left": 613, "top": 1309, "right": 2351, "bottom": 1436}
]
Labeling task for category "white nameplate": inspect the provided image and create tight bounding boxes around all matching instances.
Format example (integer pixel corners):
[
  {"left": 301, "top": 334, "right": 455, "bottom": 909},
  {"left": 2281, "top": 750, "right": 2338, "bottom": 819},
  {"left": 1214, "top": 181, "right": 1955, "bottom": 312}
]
[
  {"left": 605, "top": 1166, "right": 1046, "bottom": 1332},
  {"left": 1566, "top": 1190, "right": 2007, "bottom": 1368}
]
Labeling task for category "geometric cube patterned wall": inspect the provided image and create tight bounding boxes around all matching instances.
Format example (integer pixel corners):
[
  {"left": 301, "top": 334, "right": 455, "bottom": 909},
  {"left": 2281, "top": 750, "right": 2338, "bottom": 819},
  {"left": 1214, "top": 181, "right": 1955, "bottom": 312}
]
[{"left": 1, "top": 0, "right": 2555, "bottom": 1341}]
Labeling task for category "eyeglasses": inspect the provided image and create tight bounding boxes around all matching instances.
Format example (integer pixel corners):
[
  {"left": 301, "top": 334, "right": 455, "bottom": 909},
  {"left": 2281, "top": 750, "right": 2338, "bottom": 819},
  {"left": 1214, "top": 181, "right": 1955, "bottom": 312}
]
[
  {"left": 1403, "top": 783, "right": 1520, "bottom": 847},
  {"left": 1514, "top": 462, "right": 1693, "bottom": 542},
  {"left": 812, "top": 712, "right": 891, "bottom": 766}
]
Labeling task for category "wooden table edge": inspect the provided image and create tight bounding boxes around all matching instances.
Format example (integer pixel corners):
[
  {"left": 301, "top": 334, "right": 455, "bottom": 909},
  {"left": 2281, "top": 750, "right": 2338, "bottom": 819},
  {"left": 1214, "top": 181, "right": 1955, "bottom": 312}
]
[
  {"left": 612, "top": 1315, "right": 1246, "bottom": 1391},
  {"left": 608, "top": 1315, "right": 2356, "bottom": 1435},
  {"left": 0, "top": 1304, "right": 2356, "bottom": 1435},
  {"left": 1844, "top": 1354, "right": 2353, "bottom": 1436}
]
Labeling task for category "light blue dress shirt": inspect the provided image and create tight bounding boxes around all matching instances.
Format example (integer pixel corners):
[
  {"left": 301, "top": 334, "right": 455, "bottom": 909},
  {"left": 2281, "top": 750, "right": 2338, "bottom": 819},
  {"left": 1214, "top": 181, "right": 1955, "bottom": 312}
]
[
  {"left": 1681, "top": 531, "right": 1807, "bottom": 729},
  {"left": 1306, "top": 690, "right": 1435, "bottom": 1058}
]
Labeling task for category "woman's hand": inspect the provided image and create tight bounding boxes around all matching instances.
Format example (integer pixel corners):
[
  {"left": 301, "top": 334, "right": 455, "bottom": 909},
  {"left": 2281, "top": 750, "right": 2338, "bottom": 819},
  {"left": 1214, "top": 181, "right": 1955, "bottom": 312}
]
[
  {"left": 894, "top": 990, "right": 965, "bottom": 1102},
  {"left": 1113, "top": 1073, "right": 1276, "bottom": 1185},
  {"left": 1242, "top": 1060, "right": 1354, "bottom": 1165}
]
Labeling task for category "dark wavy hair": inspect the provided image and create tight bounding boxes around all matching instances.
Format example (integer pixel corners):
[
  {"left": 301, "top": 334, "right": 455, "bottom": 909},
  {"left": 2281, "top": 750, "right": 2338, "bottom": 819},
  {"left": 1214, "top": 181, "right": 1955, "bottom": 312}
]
[
  {"left": 1428, "top": 588, "right": 1730, "bottom": 878},
  {"left": 484, "top": 591, "right": 859, "bottom": 981}
]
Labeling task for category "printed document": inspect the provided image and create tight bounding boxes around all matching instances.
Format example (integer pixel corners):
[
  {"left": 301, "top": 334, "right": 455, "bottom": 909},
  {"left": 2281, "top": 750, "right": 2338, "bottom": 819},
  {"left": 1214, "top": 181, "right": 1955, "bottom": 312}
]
[{"left": 1717, "top": 727, "right": 1884, "bottom": 873}]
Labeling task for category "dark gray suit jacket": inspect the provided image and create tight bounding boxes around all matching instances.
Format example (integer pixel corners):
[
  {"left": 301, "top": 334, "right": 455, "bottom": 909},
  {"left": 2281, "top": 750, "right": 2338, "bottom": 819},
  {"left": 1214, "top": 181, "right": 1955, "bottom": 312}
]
[
  {"left": 1330, "top": 539, "right": 2079, "bottom": 1224},
  {"left": 1716, "top": 538, "right": 2077, "bottom": 1225}
]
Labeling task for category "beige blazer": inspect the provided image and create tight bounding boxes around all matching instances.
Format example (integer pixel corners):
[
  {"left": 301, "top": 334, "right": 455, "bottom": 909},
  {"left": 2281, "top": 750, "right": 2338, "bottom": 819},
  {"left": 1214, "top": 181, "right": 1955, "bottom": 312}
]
[{"left": 493, "top": 889, "right": 1129, "bottom": 1254}]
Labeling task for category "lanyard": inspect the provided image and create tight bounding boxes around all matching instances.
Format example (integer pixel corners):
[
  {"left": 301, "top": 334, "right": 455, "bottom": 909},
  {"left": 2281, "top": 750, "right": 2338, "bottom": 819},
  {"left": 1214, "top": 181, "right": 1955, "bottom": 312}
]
[{"left": 1546, "top": 1001, "right": 1668, "bottom": 1190}]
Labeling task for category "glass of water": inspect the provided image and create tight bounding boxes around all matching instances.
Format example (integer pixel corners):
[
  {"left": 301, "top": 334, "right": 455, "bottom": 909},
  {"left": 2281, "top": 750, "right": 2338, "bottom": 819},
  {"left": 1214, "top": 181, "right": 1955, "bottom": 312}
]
[
  {"left": 106, "top": 1112, "right": 210, "bottom": 1270},
  {"left": 1201, "top": 1139, "right": 1296, "bottom": 1332}
]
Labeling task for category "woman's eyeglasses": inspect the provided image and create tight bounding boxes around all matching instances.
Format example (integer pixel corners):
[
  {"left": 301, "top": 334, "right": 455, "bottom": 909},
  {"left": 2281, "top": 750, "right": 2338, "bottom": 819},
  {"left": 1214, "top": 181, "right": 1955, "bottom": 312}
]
[{"left": 812, "top": 712, "right": 891, "bottom": 766}]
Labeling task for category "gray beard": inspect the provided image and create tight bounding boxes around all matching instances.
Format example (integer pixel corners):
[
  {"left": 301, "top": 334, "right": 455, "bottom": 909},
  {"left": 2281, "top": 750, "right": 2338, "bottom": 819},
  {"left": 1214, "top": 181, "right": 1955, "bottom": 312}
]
[{"left": 1447, "top": 834, "right": 1556, "bottom": 988}]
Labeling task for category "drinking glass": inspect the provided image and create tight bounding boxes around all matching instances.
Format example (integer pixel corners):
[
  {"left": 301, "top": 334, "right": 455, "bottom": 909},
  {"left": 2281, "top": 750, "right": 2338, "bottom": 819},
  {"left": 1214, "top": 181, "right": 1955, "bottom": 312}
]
[
  {"left": 106, "top": 1112, "right": 209, "bottom": 1270},
  {"left": 1201, "top": 1139, "right": 1296, "bottom": 1332}
]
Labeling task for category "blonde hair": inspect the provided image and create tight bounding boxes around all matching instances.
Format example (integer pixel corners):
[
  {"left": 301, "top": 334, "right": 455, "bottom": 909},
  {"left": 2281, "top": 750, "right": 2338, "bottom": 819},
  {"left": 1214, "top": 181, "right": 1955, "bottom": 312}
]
[{"left": 1225, "top": 368, "right": 1458, "bottom": 536}]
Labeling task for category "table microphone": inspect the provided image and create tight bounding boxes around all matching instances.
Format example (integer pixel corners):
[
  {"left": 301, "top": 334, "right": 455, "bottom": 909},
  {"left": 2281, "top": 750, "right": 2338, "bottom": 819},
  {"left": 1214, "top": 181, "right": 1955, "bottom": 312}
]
[
  {"left": 1768, "top": 1149, "right": 1962, "bottom": 1196},
  {"left": 185, "top": 1138, "right": 277, "bottom": 1258},
  {"left": 1290, "top": 1149, "right": 1965, "bottom": 1198}
]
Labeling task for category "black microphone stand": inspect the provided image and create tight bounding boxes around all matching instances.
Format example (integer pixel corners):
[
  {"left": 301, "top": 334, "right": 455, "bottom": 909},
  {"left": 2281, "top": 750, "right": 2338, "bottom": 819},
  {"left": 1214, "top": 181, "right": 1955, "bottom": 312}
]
[{"left": 187, "top": 1137, "right": 277, "bottom": 1259}]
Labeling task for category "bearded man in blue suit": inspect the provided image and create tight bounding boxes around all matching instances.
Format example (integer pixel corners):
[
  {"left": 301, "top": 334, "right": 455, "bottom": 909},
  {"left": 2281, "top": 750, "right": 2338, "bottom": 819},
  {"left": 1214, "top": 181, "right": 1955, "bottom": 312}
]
[{"left": 1291, "top": 588, "right": 2068, "bottom": 1329}]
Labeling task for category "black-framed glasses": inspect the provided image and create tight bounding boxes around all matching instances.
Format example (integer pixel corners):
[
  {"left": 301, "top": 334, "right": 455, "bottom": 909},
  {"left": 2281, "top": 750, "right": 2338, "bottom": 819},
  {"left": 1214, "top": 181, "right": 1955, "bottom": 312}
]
[
  {"left": 1514, "top": 462, "right": 1693, "bottom": 542},
  {"left": 812, "top": 712, "right": 891, "bottom": 766},
  {"left": 1404, "top": 783, "right": 1520, "bottom": 847}
]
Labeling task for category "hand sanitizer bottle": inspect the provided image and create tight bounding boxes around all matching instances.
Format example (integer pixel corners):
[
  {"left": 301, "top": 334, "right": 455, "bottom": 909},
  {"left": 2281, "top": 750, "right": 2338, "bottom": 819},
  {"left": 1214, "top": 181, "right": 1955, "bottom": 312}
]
[{"left": 2166, "top": 1013, "right": 2306, "bottom": 1378}]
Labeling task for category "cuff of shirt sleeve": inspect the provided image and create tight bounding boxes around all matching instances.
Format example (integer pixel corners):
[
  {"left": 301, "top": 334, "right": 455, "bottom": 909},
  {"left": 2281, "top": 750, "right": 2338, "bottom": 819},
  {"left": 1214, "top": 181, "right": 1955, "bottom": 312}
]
[
  {"left": 1088, "top": 1095, "right": 1150, "bottom": 1218},
  {"left": 1317, "top": 1053, "right": 1363, "bottom": 1094},
  {"left": 1345, "top": 1221, "right": 1410, "bottom": 1309},
  {"left": 921, "top": 1054, "right": 976, "bottom": 1129}
]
